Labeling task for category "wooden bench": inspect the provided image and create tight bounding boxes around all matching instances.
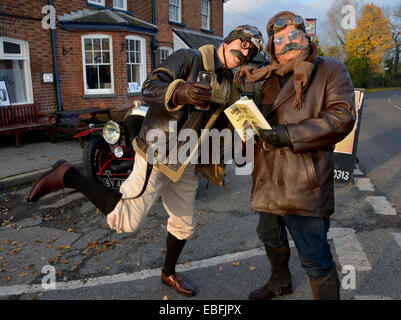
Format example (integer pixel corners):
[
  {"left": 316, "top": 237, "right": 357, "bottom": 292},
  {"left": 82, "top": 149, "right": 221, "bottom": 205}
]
[{"left": 0, "top": 104, "right": 53, "bottom": 147}]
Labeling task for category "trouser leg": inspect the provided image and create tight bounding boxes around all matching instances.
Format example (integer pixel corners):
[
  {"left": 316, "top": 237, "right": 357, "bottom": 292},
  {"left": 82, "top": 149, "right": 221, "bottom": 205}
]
[
  {"left": 282, "top": 215, "right": 339, "bottom": 300},
  {"left": 64, "top": 167, "right": 122, "bottom": 215},
  {"left": 162, "top": 232, "right": 187, "bottom": 276},
  {"left": 249, "top": 213, "right": 293, "bottom": 300}
]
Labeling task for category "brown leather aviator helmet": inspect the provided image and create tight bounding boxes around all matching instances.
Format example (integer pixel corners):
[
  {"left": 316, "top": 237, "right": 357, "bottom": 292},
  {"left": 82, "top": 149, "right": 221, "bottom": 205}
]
[{"left": 266, "top": 11, "right": 307, "bottom": 60}]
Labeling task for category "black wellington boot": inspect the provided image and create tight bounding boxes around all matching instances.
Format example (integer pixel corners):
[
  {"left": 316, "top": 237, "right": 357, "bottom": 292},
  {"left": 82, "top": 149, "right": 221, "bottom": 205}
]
[
  {"left": 249, "top": 244, "right": 293, "bottom": 300},
  {"left": 309, "top": 266, "right": 340, "bottom": 300}
]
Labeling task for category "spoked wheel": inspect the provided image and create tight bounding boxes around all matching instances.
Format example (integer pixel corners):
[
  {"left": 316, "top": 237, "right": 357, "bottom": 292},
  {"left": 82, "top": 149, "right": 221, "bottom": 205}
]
[{"left": 82, "top": 135, "right": 110, "bottom": 183}]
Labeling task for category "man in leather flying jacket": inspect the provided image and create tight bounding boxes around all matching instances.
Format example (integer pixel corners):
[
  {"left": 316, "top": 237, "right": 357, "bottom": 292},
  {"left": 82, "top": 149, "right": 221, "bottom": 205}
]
[
  {"left": 27, "top": 25, "right": 263, "bottom": 297},
  {"left": 237, "top": 11, "right": 356, "bottom": 300}
]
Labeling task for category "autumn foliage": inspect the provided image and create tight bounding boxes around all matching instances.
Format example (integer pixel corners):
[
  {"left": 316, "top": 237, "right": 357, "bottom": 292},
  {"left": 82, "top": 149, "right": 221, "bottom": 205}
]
[{"left": 345, "top": 3, "right": 394, "bottom": 73}]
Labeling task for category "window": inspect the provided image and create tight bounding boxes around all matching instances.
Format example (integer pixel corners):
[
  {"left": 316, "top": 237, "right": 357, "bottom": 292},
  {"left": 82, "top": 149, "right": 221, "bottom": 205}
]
[
  {"left": 126, "top": 36, "right": 146, "bottom": 92},
  {"left": 0, "top": 37, "right": 33, "bottom": 105},
  {"left": 159, "top": 47, "right": 173, "bottom": 65},
  {"left": 87, "top": 0, "right": 105, "bottom": 6},
  {"left": 201, "top": 0, "right": 210, "bottom": 30},
  {"left": 169, "top": 0, "right": 181, "bottom": 23},
  {"left": 82, "top": 34, "right": 114, "bottom": 95},
  {"left": 113, "top": 0, "right": 127, "bottom": 11}
]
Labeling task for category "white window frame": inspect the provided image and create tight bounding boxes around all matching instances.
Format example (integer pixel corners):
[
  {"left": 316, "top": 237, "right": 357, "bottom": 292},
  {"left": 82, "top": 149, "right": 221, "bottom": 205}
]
[
  {"left": 159, "top": 47, "right": 173, "bottom": 65},
  {"left": 0, "top": 37, "right": 33, "bottom": 105},
  {"left": 87, "top": 0, "right": 105, "bottom": 6},
  {"left": 169, "top": 0, "right": 182, "bottom": 23},
  {"left": 201, "top": 0, "right": 210, "bottom": 30},
  {"left": 113, "top": 0, "right": 127, "bottom": 11},
  {"left": 126, "top": 35, "right": 147, "bottom": 91},
  {"left": 81, "top": 34, "right": 114, "bottom": 95}
]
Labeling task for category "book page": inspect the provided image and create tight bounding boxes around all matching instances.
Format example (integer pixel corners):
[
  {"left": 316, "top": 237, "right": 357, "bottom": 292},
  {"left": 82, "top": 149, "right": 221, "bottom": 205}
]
[{"left": 224, "top": 97, "right": 271, "bottom": 142}]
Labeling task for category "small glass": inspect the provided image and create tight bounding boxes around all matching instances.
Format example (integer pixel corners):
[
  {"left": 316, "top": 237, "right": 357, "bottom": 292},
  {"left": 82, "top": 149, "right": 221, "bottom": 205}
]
[
  {"left": 241, "top": 77, "right": 255, "bottom": 98},
  {"left": 195, "top": 71, "right": 217, "bottom": 110}
]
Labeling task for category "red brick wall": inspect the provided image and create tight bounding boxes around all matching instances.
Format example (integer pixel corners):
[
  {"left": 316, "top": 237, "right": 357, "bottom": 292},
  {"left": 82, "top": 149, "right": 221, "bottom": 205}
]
[
  {"left": 0, "top": 0, "right": 224, "bottom": 114},
  {"left": 155, "top": 0, "right": 224, "bottom": 63}
]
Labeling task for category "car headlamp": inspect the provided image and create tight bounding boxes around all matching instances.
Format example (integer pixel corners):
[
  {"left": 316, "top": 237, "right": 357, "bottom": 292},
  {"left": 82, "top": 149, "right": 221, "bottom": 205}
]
[
  {"left": 113, "top": 146, "right": 124, "bottom": 158},
  {"left": 103, "top": 121, "right": 121, "bottom": 145}
]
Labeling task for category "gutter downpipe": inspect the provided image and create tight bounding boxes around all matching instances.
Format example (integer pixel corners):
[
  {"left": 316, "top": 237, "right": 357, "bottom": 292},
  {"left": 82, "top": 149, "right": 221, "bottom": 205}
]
[
  {"left": 151, "top": 0, "right": 157, "bottom": 70},
  {"left": 49, "top": 0, "right": 62, "bottom": 112}
]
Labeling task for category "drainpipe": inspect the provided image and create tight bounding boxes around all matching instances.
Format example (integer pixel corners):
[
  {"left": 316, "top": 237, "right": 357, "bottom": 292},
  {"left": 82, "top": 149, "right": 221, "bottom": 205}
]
[
  {"left": 49, "top": 0, "right": 62, "bottom": 112},
  {"left": 151, "top": 0, "right": 157, "bottom": 70}
]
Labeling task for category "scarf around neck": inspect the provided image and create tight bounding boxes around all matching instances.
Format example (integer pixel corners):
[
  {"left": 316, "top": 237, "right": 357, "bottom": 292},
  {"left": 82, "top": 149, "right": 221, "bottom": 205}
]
[{"left": 236, "top": 42, "right": 318, "bottom": 110}]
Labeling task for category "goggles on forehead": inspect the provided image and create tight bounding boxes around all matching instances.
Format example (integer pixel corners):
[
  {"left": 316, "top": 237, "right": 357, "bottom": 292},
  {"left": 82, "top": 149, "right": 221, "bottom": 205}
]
[
  {"left": 273, "top": 15, "right": 304, "bottom": 33},
  {"left": 237, "top": 26, "right": 263, "bottom": 53}
]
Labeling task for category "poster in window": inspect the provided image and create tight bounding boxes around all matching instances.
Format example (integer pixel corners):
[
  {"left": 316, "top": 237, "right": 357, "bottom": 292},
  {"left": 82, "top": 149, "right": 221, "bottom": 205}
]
[
  {"left": 128, "top": 82, "right": 140, "bottom": 93},
  {"left": 0, "top": 81, "right": 11, "bottom": 107}
]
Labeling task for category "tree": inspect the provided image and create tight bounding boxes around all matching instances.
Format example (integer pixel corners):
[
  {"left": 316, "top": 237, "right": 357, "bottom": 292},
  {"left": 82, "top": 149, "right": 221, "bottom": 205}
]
[
  {"left": 323, "top": 0, "right": 366, "bottom": 60},
  {"left": 383, "top": 2, "right": 401, "bottom": 76},
  {"left": 312, "top": 36, "right": 325, "bottom": 56},
  {"left": 344, "top": 3, "right": 394, "bottom": 73},
  {"left": 325, "top": 45, "right": 342, "bottom": 60}
]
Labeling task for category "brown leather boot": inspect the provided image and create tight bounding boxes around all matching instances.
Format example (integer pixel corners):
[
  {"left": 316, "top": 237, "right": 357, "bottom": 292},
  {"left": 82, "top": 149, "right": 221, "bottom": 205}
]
[
  {"left": 249, "top": 245, "right": 293, "bottom": 300},
  {"left": 27, "top": 160, "right": 72, "bottom": 202},
  {"left": 309, "top": 267, "right": 340, "bottom": 300}
]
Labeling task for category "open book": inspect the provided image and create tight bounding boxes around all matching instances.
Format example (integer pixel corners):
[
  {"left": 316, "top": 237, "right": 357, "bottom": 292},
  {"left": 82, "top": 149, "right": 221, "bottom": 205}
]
[{"left": 224, "top": 96, "right": 271, "bottom": 142}]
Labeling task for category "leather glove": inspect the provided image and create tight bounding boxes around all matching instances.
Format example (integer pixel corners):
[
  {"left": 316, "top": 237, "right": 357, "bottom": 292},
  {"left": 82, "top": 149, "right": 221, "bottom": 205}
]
[
  {"left": 171, "top": 81, "right": 212, "bottom": 107},
  {"left": 257, "top": 125, "right": 293, "bottom": 149}
]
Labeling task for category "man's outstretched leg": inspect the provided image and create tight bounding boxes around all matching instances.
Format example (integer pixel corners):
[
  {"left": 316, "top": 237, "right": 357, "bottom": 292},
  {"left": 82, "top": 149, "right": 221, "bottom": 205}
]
[
  {"left": 27, "top": 160, "right": 121, "bottom": 214},
  {"left": 27, "top": 157, "right": 197, "bottom": 297}
]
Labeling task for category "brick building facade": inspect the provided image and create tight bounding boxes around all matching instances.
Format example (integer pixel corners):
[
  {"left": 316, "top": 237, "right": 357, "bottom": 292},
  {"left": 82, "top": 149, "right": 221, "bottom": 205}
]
[{"left": 0, "top": 0, "right": 225, "bottom": 115}]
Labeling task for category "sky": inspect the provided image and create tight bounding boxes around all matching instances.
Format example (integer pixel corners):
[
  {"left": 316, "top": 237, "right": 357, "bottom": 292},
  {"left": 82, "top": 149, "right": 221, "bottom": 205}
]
[{"left": 223, "top": 0, "right": 398, "bottom": 47}]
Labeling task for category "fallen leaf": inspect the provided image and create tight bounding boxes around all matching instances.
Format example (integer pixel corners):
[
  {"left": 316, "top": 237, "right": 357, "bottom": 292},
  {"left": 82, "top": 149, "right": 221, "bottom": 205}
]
[
  {"left": 249, "top": 267, "right": 256, "bottom": 271},
  {"left": 6, "top": 276, "right": 11, "bottom": 281},
  {"left": 24, "top": 266, "right": 31, "bottom": 271},
  {"left": 71, "top": 262, "right": 81, "bottom": 271},
  {"left": 232, "top": 261, "right": 240, "bottom": 266},
  {"left": 47, "top": 245, "right": 52, "bottom": 249},
  {"left": 19, "top": 272, "right": 28, "bottom": 277},
  {"left": 57, "top": 245, "right": 71, "bottom": 251},
  {"left": 48, "top": 238, "right": 58, "bottom": 243},
  {"left": 105, "top": 266, "right": 111, "bottom": 270},
  {"left": 45, "top": 157, "right": 51, "bottom": 161},
  {"left": 60, "top": 259, "right": 69, "bottom": 264},
  {"left": 67, "top": 228, "right": 73, "bottom": 232},
  {"left": 163, "top": 296, "right": 168, "bottom": 300},
  {"left": 86, "top": 242, "right": 98, "bottom": 249},
  {"left": 7, "top": 248, "right": 22, "bottom": 256},
  {"left": 219, "top": 265, "right": 223, "bottom": 271},
  {"left": 184, "top": 262, "right": 192, "bottom": 267},
  {"left": 117, "top": 260, "right": 123, "bottom": 264}
]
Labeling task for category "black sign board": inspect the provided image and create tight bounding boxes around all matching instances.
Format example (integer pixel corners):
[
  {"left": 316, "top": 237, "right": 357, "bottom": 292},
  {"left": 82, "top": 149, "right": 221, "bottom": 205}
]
[{"left": 333, "top": 89, "right": 365, "bottom": 183}]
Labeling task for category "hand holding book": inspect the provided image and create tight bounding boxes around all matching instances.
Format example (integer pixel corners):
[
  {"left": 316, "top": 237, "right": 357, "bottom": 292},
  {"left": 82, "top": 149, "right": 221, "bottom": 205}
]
[
  {"left": 255, "top": 124, "right": 293, "bottom": 149},
  {"left": 224, "top": 96, "right": 271, "bottom": 142}
]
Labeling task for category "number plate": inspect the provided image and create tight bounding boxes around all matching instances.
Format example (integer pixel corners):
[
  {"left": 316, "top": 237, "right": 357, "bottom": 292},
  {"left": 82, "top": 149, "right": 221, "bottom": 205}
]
[{"left": 103, "top": 178, "right": 124, "bottom": 189}]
